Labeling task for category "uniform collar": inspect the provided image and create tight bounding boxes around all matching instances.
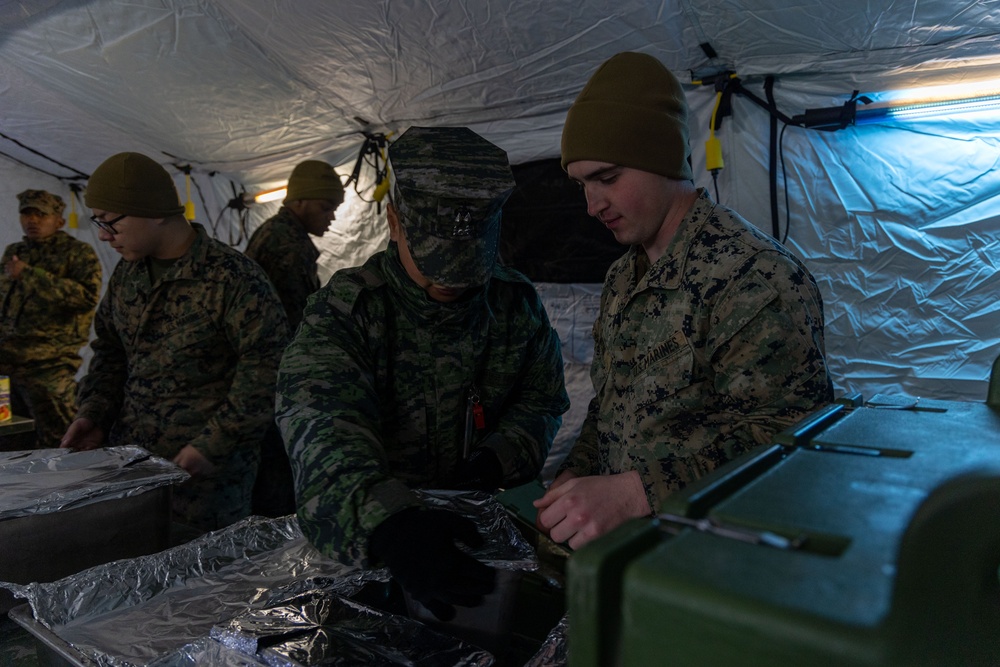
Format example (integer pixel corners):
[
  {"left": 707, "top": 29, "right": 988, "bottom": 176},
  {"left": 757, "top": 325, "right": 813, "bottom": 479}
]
[
  {"left": 626, "top": 188, "right": 716, "bottom": 291},
  {"left": 136, "top": 222, "right": 209, "bottom": 285},
  {"left": 20, "top": 230, "right": 68, "bottom": 247},
  {"left": 382, "top": 241, "right": 490, "bottom": 325},
  {"left": 275, "top": 207, "right": 310, "bottom": 237}
]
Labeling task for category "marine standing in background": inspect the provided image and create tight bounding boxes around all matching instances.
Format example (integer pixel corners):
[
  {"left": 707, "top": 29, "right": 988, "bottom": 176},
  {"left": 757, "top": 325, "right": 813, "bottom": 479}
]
[
  {"left": 244, "top": 160, "right": 345, "bottom": 332},
  {"left": 276, "top": 126, "right": 570, "bottom": 621},
  {"left": 534, "top": 51, "right": 834, "bottom": 548},
  {"left": 61, "top": 152, "right": 289, "bottom": 537},
  {"left": 244, "top": 160, "right": 345, "bottom": 518},
  {"left": 0, "top": 190, "right": 102, "bottom": 450}
]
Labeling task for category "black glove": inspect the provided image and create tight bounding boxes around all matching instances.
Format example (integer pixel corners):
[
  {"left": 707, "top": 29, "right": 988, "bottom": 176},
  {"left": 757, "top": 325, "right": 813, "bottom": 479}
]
[
  {"left": 368, "top": 506, "right": 496, "bottom": 621},
  {"left": 452, "top": 447, "right": 504, "bottom": 492}
]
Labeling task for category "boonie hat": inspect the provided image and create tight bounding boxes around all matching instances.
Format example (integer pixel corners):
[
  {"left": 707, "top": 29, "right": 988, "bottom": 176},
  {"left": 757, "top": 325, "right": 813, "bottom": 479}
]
[
  {"left": 389, "top": 126, "right": 515, "bottom": 287},
  {"left": 284, "top": 160, "right": 345, "bottom": 204},
  {"left": 17, "top": 189, "right": 66, "bottom": 217}
]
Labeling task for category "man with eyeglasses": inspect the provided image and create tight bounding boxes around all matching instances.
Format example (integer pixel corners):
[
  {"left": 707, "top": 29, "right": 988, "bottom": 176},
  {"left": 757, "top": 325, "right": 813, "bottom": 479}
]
[
  {"left": 0, "top": 189, "right": 102, "bottom": 450},
  {"left": 61, "top": 152, "right": 290, "bottom": 538}
]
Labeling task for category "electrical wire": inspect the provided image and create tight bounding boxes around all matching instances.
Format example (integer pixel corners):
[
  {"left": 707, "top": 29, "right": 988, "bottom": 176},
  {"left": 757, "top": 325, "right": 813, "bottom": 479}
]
[
  {"left": 778, "top": 122, "right": 791, "bottom": 244},
  {"left": 702, "top": 75, "right": 802, "bottom": 243},
  {"left": 0, "top": 130, "right": 89, "bottom": 179},
  {"left": 344, "top": 132, "right": 392, "bottom": 212},
  {"left": 707, "top": 90, "right": 725, "bottom": 203}
]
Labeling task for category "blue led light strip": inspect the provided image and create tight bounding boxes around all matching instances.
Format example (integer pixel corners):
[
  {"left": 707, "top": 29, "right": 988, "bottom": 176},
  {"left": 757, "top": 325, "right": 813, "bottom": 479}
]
[{"left": 855, "top": 92, "right": 1000, "bottom": 124}]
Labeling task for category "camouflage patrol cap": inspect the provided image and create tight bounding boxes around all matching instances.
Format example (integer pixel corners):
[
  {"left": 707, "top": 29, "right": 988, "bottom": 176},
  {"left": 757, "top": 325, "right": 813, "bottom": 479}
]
[
  {"left": 389, "top": 126, "right": 515, "bottom": 287},
  {"left": 17, "top": 189, "right": 66, "bottom": 217}
]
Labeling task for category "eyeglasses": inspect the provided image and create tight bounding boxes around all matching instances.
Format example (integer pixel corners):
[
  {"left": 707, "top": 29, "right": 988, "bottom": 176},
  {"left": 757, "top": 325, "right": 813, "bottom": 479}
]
[{"left": 89, "top": 213, "right": 126, "bottom": 234}]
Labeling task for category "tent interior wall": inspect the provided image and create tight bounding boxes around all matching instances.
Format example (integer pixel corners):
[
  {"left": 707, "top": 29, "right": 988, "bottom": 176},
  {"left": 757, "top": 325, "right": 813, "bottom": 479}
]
[{"left": 1, "top": 1, "right": 998, "bottom": 445}]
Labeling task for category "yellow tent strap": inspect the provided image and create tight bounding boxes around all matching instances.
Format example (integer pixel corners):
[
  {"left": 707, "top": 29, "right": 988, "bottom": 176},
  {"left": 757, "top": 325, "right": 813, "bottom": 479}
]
[
  {"left": 184, "top": 172, "right": 196, "bottom": 221},
  {"left": 67, "top": 190, "right": 78, "bottom": 229}
]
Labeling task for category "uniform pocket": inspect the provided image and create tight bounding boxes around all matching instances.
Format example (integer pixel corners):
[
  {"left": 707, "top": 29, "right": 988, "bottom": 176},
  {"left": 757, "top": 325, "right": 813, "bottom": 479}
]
[
  {"left": 630, "top": 333, "right": 694, "bottom": 412},
  {"left": 158, "top": 313, "right": 218, "bottom": 353}
]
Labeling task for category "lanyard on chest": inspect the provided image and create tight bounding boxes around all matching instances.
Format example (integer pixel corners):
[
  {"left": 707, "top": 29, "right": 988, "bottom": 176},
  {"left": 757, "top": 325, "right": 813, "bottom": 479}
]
[
  {"left": 411, "top": 307, "right": 489, "bottom": 460},
  {"left": 463, "top": 384, "right": 485, "bottom": 460}
]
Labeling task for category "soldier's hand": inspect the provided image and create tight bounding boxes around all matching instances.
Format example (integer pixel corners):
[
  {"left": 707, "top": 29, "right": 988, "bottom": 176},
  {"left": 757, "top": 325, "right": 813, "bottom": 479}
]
[
  {"left": 534, "top": 470, "right": 576, "bottom": 534},
  {"left": 60, "top": 418, "right": 105, "bottom": 451},
  {"left": 172, "top": 445, "right": 216, "bottom": 478},
  {"left": 368, "top": 506, "right": 496, "bottom": 621},
  {"left": 4, "top": 255, "right": 27, "bottom": 280},
  {"left": 533, "top": 470, "right": 652, "bottom": 549}
]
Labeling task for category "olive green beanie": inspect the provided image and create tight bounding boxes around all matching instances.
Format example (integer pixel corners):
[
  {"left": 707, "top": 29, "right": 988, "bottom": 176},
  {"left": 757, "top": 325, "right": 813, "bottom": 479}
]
[
  {"left": 561, "top": 51, "right": 692, "bottom": 181},
  {"left": 283, "top": 160, "right": 345, "bottom": 204},
  {"left": 85, "top": 152, "right": 184, "bottom": 218}
]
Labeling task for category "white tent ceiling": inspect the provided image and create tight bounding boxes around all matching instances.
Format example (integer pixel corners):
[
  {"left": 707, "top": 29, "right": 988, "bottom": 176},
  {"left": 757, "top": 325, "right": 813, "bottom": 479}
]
[{"left": 2, "top": 0, "right": 999, "bottom": 403}]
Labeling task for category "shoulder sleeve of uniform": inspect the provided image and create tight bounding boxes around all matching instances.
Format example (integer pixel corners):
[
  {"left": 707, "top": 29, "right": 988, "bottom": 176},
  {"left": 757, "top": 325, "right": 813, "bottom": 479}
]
[
  {"left": 490, "top": 264, "right": 545, "bottom": 301},
  {"left": 492, "top": 263, "right": 534, "bottom": 286},
  {"left": 325, "top": 263, "right": 388, "bottom": 312}
]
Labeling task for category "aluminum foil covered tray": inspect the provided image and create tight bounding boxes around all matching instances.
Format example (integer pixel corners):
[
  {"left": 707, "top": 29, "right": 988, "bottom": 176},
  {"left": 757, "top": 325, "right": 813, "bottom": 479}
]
[
  {"left": 0, "top": 446, "right": 188, "bottom": 519},
  {"left": 212, "top": 589, "right": 493, "bottom": 666},
  {"left": 8, "top": 490, "right": 537, "bottom": 666}
]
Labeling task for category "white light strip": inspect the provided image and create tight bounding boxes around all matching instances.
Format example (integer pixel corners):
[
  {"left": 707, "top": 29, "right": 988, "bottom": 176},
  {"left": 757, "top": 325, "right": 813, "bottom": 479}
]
[
  {"left": 855, "top": 92, "right": 1000, "bottom": 124},
  {"left": 253, "top": 187, "right": 286, "bottom": 203}
]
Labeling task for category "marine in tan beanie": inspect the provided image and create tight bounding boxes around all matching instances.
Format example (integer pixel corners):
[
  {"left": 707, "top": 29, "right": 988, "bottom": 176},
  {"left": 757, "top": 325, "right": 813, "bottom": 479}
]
[
  {"left": 84, "top": 151, "right": 194, "bottom": 263},
  {"left": 245, "top": 158, "right": 344, "bottom": 329},
  {"left": 66, "top": 151, "right": 292, "bottom": 534},
  {"left": 281, "top": 160, "right": 345, "bottom": 237},
  {"left": 559, "top": 52, "right": 699, "bottom": 260},
  {"left": 536, "top": 51, "right": 833, "bottom": 553},
  {"left": 244, "top": 158, "right": 345, "bottom": 516}
]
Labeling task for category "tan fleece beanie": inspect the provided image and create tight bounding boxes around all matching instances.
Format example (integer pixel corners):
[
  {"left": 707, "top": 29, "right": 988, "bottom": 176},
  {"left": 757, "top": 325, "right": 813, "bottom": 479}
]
[
  {"left": 283, "top": 160, "right": 345, "bottom": 204},
  {"left": 561, "top": 52, "right": 692, "bottom": 181},
  {"left": 85, "top": 152, "right": 184, "bottom": 218}
]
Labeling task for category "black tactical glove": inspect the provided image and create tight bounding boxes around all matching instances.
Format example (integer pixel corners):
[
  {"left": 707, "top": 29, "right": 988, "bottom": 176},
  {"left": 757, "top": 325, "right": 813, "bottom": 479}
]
[
  {"left": 452, "top": 447, "right": 504, "bottom": 492},
  {"left": 368, "top": 506, "right": 497, "bottom": 621}
]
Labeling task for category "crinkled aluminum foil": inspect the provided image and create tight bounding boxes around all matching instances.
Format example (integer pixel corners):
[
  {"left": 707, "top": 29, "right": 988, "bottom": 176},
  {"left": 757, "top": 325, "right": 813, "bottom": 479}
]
[
  {"left": 8, "top": 491, "right": 539, "bottom": 666},
  {"left": 212, "top": 589, "right": 494, "bottom": 666},
  {"left": 414, "top": 490, "right": 538, "bottom": 571},
  {"left": 13, "top": 515, "right": 382, "bottom": 666},
  {"left": 523, "top": 614, "right": 568, "bottom": 667},
  {"left": 0, "top": 446, "right": 189, "bottom": 520},
  {"left": 148, "top": 637, "right": 271, "bottom": 667}
]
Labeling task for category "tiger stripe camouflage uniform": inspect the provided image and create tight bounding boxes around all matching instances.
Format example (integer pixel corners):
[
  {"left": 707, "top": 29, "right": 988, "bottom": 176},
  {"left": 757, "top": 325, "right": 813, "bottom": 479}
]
[
  {"left": 244, "top": 207, "right": 321, "bottom": 332},
  {"left": 76, "top": 222, "right": 289, "bottom": 530},
  {"left": 276, "top": 241, "right": 570, "bottom": 566},
  {"left": 559, "top": 189, "right": 833, "bottom": 512},
  {"left": 0, "top": 230, "right": 101, "bottom": 448}
]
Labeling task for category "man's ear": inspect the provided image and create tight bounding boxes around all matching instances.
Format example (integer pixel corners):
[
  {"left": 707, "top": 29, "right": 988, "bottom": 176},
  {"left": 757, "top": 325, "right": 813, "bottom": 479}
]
[{"left": 386, "top": 202, "right": 402, "bottom": 243}]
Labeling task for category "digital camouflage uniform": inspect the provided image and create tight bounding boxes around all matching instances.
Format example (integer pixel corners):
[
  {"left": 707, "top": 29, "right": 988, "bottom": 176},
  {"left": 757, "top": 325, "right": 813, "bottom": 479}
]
[
  {"left": 244, "top": 208, "right": 322, "bottom": 519},
  {"left": 559, "top": 189, "right": 833, "bottom": 512},
  {"left": 276, "top": 244, "right": 569, "bottom": 565},
  {"left": 76, "top": 223, "right": 289, "bottom": 530},
  {"left": 245, "top": 207, "right": 321, "bottom": 332},
  {"left": 0, "top": 230, "right": 101, "bottom": 448}
]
